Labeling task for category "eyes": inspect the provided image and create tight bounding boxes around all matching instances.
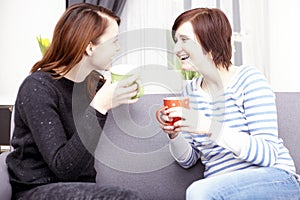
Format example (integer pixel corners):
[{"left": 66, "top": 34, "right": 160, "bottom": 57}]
[{"left": 174, "top": 35, "right": 190, "bottom": 44}]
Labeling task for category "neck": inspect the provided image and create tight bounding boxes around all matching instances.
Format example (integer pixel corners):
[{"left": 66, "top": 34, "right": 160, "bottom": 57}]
[
  {"left": 64, "top": 59, "right": 92, "bottom": 83},
  {"left": 201, "top": 77, "right": 223, "bottom": 95},
  {"left": 201, "top": 65, "right": 237, "bottom": 95}
]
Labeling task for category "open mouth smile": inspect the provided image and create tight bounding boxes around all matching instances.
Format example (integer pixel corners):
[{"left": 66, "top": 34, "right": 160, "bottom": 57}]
[{"left": 179, "top": 54, "right": 189, "bottom": 61}]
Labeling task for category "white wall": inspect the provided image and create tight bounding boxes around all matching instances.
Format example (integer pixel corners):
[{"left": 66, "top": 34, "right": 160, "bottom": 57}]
[
  {"left": 0, "top": 0, "right": 65, "bottom": 105},
  {"left": 268, "top": 0, "right": 300, "bottom": 92},
  {"left": 0, "top": 1, "right": 299, "bottom": 105}
]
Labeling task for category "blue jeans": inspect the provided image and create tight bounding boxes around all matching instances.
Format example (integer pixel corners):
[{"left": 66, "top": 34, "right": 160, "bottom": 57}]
[
  {"left": 186, "top": 167, "right": 300, "bottom": 200},
  {"left": 14, "top": 182, "right": 142, "bottom": 200}
]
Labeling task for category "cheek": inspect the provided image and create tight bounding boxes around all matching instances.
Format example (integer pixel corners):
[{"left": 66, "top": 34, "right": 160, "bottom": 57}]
[
  {"left": 186, "top": 42, "right": 206, "bottom": 59},
  {"left": 89, "top": 51, "right": 110, "bottom": 69},
  {"left": 91, "top": 44, "right": 119, "bottom": 68},
  {"left": 100, "top": 44, "right": 118, "bottom": 57},
  {"left": 95, "top": 44, "right": 112, "bottom": 57}
]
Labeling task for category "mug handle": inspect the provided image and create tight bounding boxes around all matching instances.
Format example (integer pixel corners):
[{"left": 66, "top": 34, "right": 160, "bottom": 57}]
[{"left": 156, "top": 106, "right": 168, "bottom": 125}]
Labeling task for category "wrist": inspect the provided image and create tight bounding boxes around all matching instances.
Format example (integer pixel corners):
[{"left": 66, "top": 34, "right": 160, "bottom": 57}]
[
  {"left": 90, "top": 100, "right": 109, "bottom": 115},
  {"left": 169, "top": 132, "right": 179, "bottom": 139}
]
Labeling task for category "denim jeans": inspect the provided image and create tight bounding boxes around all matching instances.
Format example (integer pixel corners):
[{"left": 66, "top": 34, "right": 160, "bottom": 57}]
[
  {"left": 13, "top": 182, "right": 142, "bottom": 200},
  {"left": 186, "top": 167, "right": 300, "bottom": 200}
]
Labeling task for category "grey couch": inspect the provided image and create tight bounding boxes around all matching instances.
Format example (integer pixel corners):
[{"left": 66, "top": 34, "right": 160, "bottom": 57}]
[{"left": 1, "top": 92, "right": 299, "bottom": 200}]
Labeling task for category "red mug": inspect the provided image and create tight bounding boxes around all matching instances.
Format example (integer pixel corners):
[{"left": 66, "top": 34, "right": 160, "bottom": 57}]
[{"left": 156, "top": 97, "right": 190, "bottom": 126}]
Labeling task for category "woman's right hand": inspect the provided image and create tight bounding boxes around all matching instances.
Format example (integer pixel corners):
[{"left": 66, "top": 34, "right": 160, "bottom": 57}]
[
  {"left": 161, "top": 125, "right": 179, "bottom": 139},
  {"left": 90, "top": 74, "right": 139, "bottom": 114},
  {"left": 160, "top": 106, "right": 212, "bottom": 139}
]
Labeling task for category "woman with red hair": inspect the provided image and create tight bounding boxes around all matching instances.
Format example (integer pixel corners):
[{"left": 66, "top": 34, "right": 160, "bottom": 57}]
[{"left": 6, "top": 3, "right": 141, "bottom": 200}]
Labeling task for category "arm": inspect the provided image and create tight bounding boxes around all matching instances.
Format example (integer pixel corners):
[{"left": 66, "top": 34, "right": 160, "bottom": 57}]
[{"left": 165, "top": 79, "right": 202, "bottom": 168}]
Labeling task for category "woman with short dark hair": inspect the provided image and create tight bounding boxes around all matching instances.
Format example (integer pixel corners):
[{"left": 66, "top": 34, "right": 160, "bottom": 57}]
[{"left": 161, "top": 7, "right": 300, "bottom": 199}]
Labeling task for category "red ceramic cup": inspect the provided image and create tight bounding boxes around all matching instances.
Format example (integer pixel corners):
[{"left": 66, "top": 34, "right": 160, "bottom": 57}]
[{"left": 156, "top": 97, "right": 190, "bottom": 126}]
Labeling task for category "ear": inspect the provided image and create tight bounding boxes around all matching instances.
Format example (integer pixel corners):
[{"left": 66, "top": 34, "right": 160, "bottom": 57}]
[
  {"left": 85, "top": 42, "right": 94, "bottom": 56},
  {"left": 208, "top": 51, "right": 213, "bottom": 60}
]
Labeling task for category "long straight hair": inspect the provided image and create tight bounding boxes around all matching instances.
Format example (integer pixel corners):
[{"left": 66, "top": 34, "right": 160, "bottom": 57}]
[{"left": 31, "top": 3, "right": 120, "bottom": 98}]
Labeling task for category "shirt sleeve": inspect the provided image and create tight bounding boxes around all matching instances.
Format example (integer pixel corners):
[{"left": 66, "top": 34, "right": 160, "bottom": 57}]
[
  {"left": 168, "top": 80, "right": 203, "bottom": 168},
  {"left": 169, "top": 133, "right": 202, "bottom": 168}
]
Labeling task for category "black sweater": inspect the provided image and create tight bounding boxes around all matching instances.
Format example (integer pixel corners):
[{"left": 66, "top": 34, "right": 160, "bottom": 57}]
[{"left": 6, "top": 70, "right": 107, "bottom": 193}]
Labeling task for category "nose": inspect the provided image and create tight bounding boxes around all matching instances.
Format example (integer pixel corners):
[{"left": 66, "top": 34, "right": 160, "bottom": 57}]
[{"left": 173, "top": 41, "right": 182, "bottom": 55}]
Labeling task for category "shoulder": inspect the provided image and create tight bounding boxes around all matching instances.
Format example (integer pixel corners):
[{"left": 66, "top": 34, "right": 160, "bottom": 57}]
[
  {"left": 231, "top": 66, "right": 270, "bottom": 90},
  {"left": 235, "top": 66, "right": 275, "bottom": 101},
  {"left": 19, "top": 70, "right": 73, "bottom": 93},
  {"left": 16, "top": 71, "right": 59, "bottom": 102},
  {"left": 21, "top": 71, "right": 54, "bottom": 87}
]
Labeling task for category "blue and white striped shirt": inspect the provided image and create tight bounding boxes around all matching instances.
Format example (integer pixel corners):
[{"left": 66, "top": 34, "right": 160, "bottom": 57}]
[{"left": 170, "top": 65, "right": 296, "bottom": 178}]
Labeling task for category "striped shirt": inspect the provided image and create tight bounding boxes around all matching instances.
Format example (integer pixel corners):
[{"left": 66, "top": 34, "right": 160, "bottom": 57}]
[{"left": 169, "top": 65, "right": 296, "bottom": 178}]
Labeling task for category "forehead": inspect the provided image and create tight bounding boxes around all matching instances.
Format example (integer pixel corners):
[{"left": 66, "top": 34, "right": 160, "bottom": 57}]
[
  {"left": 175, "top": 21, "right": 195, "bottom": 38},
  {"left": 99, "top": 18, "right": 119, "bottom": 43}
]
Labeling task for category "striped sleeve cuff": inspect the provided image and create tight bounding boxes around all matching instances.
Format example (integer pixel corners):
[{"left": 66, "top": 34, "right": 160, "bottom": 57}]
[{"left": 169, "top": 134, "right": 192, "bottom": 162}]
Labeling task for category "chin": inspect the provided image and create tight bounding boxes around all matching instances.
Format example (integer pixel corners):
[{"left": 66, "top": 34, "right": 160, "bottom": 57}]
[
  {"left": 181, "top": 66, "right": 193, "bottom": 71},
  {"left": 103, "top": 64, "right": 112, "bottom": 71},
  {"left": 104, "top": 67, "right": 111, "bottom": 71}
]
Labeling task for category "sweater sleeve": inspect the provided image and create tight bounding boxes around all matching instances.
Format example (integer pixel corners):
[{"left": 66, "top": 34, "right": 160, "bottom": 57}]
[{"left": 16, "top": 76, "right": 107, "bottom": 180}]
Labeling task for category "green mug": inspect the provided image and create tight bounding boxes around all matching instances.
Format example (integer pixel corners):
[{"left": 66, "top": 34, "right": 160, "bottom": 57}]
[{"left": 110, "top": 64, "right": 144, "bottom": 99}]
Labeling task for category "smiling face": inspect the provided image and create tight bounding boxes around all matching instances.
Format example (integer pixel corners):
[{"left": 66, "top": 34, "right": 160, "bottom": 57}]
[
  {"left": 172, "top": 8, "right": 233, "bottom": 72},
  {"left": 174, "top": 21, "right": 209, "bottom": 72}
]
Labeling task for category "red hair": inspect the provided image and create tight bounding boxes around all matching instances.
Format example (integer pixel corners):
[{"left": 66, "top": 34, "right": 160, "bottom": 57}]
[
  {"left": 30, "top": 3, "right": 120, "bottom": 99},
  {"left": 31, "top": 3, "right": 120, "bottom": 76}
]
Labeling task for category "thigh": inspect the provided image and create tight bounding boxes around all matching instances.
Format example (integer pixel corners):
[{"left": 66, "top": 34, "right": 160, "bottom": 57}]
[
  {"left": 14, "top": 182, "right": 142, "bottom": 200},
  {"left": 186, "top": 167, "right": 300, "bottom": 200}
]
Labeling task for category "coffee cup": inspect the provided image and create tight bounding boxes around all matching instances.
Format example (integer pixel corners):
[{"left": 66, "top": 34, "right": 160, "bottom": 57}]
[
  {"left": 110, "top": 64, "right": 144, "bottom": 99},
  {"left": 156, "top": 96, "right": 190, "bottom": 126}
]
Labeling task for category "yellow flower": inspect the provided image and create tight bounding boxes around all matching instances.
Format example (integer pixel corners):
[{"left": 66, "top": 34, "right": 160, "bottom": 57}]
[{"left": 36, "top": 35, "right": 50, "bottom": 55}]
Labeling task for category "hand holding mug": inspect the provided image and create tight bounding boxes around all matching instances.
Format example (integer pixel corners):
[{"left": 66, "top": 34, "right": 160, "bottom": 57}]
[
  {"left": 155, "top": 97, "right": 189, "bottom": 139},
  {"left": 156, "top": 96, "right": 212, "bottom": 138},
  {"left": 90, "top": 74, "right": 139, "bottom": 114},
  {"left": 164, "top": 106, "right": 211, "bottom": 134},
  {"left": 156, "top": 97, "right": 190, "bottom": 126},
  {"left": 110, "top": 64, "right": 144, "bottom": 99}
]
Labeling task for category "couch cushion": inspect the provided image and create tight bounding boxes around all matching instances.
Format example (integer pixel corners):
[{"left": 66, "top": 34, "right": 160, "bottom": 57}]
[
  {"left": 94, "top": 94, "right": 204, "bottom": 200},
  {"left": 0, "top": 152, "right": 12, "bottom": 200},
  {"left": 276, "top": 92, "right": 300, "bottom": 174}
]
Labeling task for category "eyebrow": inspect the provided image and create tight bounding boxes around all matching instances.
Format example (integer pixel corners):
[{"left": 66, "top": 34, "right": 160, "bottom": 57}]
[
  {"left": 175, "top": 34, "right": 190, "bottom": 40},
  {"left": 178, "top": 34, "right": 189, "bottom": 38}
]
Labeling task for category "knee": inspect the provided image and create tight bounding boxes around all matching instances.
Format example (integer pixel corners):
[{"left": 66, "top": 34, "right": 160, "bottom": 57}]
[{"left": 186, "top": 181, "right": 211, "bottom": 200}]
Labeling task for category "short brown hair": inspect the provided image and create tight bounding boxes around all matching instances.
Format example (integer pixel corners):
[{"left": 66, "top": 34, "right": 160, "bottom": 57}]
[{"left": 172, "top": 8, "right": 232, "bottom": 70}]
